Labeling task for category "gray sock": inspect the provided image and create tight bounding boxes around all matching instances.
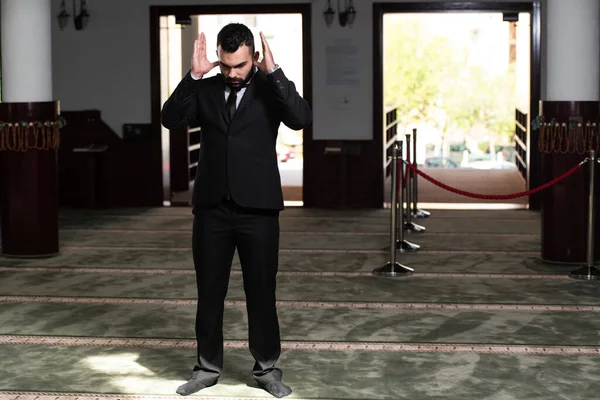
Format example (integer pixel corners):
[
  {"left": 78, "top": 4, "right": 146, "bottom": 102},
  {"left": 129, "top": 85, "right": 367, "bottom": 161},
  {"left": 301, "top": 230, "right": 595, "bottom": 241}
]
[
  {"left": 176, "top": 379, "right": 213, "bottom": 396},
  {"left": 260, "top": 381, "right": 292, "bottom": 398}
]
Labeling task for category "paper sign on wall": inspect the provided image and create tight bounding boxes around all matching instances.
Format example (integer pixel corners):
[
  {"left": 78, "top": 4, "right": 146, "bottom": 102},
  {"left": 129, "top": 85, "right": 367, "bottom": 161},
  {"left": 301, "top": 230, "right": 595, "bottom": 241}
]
[{"left": 325, "top": 38, "right": 360, "bottom": 87}]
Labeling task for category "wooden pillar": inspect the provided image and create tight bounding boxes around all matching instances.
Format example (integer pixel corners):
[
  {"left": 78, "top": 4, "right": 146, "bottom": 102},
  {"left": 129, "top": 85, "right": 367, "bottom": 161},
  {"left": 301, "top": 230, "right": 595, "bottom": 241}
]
[
  {"left": 539, "top": 0, "right": 599, "bottom": 264},
  {"left": 1, "top": 0, "right": 59, "bottom": 257},
  {"left": 0, "top": 102, "right": 61, "bottom": 257},
  {"left": 539, "top": 101, "right": 600, "bottom": 263}
]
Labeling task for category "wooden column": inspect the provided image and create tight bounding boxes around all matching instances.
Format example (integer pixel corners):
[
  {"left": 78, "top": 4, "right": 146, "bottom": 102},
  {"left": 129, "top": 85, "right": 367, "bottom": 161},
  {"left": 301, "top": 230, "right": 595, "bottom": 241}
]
[
  {"left": 539, "top": 101, "right": 600, "bottom": 263},
  {"left": 0, "top": 101, "right": 61, "bottom": 257}
]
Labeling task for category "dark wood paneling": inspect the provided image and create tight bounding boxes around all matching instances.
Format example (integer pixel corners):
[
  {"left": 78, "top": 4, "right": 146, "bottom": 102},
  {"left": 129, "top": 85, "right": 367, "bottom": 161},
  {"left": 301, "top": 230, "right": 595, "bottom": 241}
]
[
  {"left": 0, "top": 101, "right": 60, "bottom": 257},
  {"left": 304, "top": 140, "right": 382, "bottom": 208},
  {"left": 385, "top": 108, "right": 400, "bottom": 178},
  {"left": 58, "top": 110, "right": 162, "bottom": 208},
  {"left": 372, "top": 4, "right": 386, "bottom": 209},
  {"left": 515, "top": 108, "right": 529, "bottom": 185},
  {"left": 150, "top": 6, "right": 165, "bottom": 203},
  {"left": 529, "top": 1, "right": 543, "bottom": 210},
  {"left": 377, "top": 2, "right": 535, "bottom": 12}
]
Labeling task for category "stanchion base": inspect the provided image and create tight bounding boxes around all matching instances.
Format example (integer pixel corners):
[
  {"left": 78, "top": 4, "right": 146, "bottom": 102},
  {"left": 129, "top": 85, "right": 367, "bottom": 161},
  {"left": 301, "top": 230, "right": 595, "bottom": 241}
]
[
  {"left": 397, "top": 240, "right": 420, "bottom": 251},
  {"left": 405, "top": 222, "right": 426, "bottom": 233},
  {"left": 372, "top": 262, "right": 414, "bottom": 277},
  {"left": 414, "top": 209, "right": 430, "bottom": 218},
  {"left": 568, "top": 266, "right": 600, "bottom": 280}
]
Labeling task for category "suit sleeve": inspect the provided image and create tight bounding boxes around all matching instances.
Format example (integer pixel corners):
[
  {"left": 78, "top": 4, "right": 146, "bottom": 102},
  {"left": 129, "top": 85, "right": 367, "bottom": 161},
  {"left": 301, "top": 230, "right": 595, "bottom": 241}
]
[
  {"left": 267, "top": 68, "right": 312, "bottom": 130},
  {"left": 160, "top": 71, "right": 202, "bottom": 130}
]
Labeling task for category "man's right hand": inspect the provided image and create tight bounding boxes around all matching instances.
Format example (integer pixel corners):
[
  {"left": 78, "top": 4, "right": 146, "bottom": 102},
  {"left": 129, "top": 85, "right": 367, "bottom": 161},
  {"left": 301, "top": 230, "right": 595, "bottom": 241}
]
[{"left": 191, "top": 32, "right": 219, "bottom": 79}]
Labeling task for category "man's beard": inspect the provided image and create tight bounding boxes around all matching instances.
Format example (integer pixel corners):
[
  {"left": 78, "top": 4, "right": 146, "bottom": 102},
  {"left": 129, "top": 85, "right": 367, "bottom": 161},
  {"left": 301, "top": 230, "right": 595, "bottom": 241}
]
[{"left": 225, "top": 67, "right": 255, "bottom": 90}]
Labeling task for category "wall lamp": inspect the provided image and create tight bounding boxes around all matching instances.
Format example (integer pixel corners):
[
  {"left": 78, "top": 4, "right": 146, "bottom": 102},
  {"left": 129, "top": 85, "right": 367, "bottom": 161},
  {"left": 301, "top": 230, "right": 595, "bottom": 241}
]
[
  {"left": 324, "top": 0, "right": 357, "bottom": 28},
  {"left": 57, "top": 0, "right": 90, "bottom": 31}
]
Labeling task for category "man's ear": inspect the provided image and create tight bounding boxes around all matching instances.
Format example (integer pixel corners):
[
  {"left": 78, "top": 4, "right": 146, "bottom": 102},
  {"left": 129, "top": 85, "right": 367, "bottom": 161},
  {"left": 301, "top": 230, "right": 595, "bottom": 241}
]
[{"left": 254, "top": 51, "right": 260, "bottom": 62}]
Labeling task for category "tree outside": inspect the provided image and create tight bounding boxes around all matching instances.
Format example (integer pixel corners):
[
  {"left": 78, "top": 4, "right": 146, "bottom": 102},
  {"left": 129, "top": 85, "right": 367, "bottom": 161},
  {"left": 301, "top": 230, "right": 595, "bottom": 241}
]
[{"left": 384, "top": 13, "right": 529, "bottom": 168}]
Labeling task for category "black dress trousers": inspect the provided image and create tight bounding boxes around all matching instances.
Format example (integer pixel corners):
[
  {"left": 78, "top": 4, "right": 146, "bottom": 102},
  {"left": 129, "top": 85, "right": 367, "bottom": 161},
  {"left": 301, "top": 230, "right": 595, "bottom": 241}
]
[{"left": 191, "top": 198, "right": 282, "bottom": 385}]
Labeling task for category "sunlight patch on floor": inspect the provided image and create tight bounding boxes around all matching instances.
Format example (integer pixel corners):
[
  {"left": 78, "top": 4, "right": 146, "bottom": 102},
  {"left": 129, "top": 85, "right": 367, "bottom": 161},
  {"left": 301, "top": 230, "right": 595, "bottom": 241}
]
[
  {"left": 79, "top": 353, "right": 270, "bottom": 396},
  {"left": 81, "top": 353, "right": 156, "bottom": 375},
  {"left": 417, "top": 202, "right": 528, "bottom": 210},
  {"left": 384, "top": 202, "right": 528, "bottom": 210},
  {"left": 284, "top": 200, "right": 304, "bottom": 207}
]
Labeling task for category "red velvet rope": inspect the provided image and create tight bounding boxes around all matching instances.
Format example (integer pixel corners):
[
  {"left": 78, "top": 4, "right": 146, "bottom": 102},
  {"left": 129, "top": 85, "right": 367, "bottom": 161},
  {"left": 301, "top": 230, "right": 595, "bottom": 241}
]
[{"left": 402, "top": 160, "right": 586, "bottom": 200}]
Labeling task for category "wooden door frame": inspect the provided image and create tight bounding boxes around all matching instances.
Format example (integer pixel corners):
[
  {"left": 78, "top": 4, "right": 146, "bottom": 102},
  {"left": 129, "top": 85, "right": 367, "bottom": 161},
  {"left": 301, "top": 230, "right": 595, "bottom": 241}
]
[
  {"left": 373, "top": 1, "right": 542, "bottom": 209},
  {"left": 149, "top": 4, "right": 312, "bottom": 205}
]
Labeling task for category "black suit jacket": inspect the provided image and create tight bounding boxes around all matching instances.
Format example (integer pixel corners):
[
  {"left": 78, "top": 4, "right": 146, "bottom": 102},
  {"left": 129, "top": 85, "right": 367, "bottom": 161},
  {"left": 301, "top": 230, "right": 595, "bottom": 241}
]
[{"left": 161, "top": 68, "right": 312, "bottom": 210}]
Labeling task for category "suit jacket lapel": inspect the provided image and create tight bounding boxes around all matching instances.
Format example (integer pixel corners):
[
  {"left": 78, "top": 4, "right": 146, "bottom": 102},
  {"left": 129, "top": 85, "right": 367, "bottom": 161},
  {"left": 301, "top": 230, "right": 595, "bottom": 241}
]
[{"left": 210, "top": 78, "right": 228, "bottom": 129}]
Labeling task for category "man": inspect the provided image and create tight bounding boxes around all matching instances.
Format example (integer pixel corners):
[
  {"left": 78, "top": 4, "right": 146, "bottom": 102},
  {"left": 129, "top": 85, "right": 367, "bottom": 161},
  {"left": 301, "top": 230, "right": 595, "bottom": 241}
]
[{"left": 160, "top": 23, "right": 312, "bottom": 398}]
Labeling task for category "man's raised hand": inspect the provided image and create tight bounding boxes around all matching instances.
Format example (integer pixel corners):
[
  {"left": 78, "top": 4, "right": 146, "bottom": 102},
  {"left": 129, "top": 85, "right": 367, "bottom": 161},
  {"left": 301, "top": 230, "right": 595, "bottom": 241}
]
[
  {"left": 254, "top": 32, "right": 276, "bottom": 73},
  {"left": 191, "top": 33, "right": 218, "bottom": 79}
]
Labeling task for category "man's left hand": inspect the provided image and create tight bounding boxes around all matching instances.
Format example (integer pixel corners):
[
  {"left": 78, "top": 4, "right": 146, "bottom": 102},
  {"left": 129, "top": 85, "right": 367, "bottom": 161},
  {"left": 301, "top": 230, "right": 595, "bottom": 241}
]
[{"left": 254, "top": 32, "right": 276, "bottom": 73}]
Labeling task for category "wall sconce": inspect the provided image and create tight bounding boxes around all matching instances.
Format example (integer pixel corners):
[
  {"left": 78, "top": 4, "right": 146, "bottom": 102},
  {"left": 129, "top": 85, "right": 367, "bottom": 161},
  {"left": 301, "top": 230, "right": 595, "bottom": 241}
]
[
  {"left": 324, "top": 0, "right": 357, "bottom": 28},
  {"left": 57, "top": 0, "right": 90, "bottom": 31}
]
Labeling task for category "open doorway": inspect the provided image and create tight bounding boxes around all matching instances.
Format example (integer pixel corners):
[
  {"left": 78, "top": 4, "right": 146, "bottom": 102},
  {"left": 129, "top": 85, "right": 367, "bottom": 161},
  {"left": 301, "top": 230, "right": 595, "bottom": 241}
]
[
  {"left": 151, "top": 5, "right": 310, "bottom": 207},
  {"left": 385, "top": 12, "right": 530, "bottom": 206},
  {"left": 374, "top": 2, "right": 541, "bottom": 209}
]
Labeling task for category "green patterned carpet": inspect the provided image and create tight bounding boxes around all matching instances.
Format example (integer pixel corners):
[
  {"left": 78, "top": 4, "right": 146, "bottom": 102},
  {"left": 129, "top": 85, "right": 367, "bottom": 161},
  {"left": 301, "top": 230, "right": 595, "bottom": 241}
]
[{"left": 0, "top": 206, "right": 599, "bottom": 400}]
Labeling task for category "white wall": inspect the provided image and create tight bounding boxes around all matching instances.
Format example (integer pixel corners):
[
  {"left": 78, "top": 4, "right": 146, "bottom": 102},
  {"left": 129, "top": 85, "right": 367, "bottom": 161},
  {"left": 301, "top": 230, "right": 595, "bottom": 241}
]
[
  {"left": 51, "top": 0, "right": 547, "bottom": 139},
  {"left": 545, "top": 0, "right": 599, "bottom": 101}
]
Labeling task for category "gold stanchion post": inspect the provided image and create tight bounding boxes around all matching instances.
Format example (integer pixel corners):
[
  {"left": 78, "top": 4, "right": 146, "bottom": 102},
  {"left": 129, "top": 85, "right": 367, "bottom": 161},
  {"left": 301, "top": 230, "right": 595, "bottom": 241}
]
[
  {"left": 412, "top": 128, "right": 430, "bottom": 218},
  {"left": 373, "top": 141, "right": 413, "bottom": 277},
  {"left": 569, "top": 149, "right": 600, "bottom": 280}
]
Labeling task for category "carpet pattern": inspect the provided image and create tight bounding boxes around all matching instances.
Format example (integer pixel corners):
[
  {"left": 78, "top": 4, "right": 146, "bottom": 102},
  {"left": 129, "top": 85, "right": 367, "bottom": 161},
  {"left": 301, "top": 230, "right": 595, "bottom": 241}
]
[{"left": 0, "top": 206, "right": 598, "bottom": 399}]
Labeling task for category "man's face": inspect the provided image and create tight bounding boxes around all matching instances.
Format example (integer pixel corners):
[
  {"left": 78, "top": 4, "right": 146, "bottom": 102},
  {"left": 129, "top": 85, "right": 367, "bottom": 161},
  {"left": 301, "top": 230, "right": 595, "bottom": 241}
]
[{"left": 217, "top": 44, "right": 258, "bottom": 88}]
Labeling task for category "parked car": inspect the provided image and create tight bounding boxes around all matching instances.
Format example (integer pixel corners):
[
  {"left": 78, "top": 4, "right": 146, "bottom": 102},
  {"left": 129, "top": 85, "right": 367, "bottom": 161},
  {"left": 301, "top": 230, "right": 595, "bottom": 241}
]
[{"left": 424, "top": 157, "right": 459, "bottom": 168}]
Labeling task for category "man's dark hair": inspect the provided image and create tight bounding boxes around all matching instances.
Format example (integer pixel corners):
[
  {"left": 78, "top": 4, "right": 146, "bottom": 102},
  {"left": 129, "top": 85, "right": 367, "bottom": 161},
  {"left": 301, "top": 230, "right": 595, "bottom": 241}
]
[{"left": 217, "top": 23, "right": 255, "bottom": 54}]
